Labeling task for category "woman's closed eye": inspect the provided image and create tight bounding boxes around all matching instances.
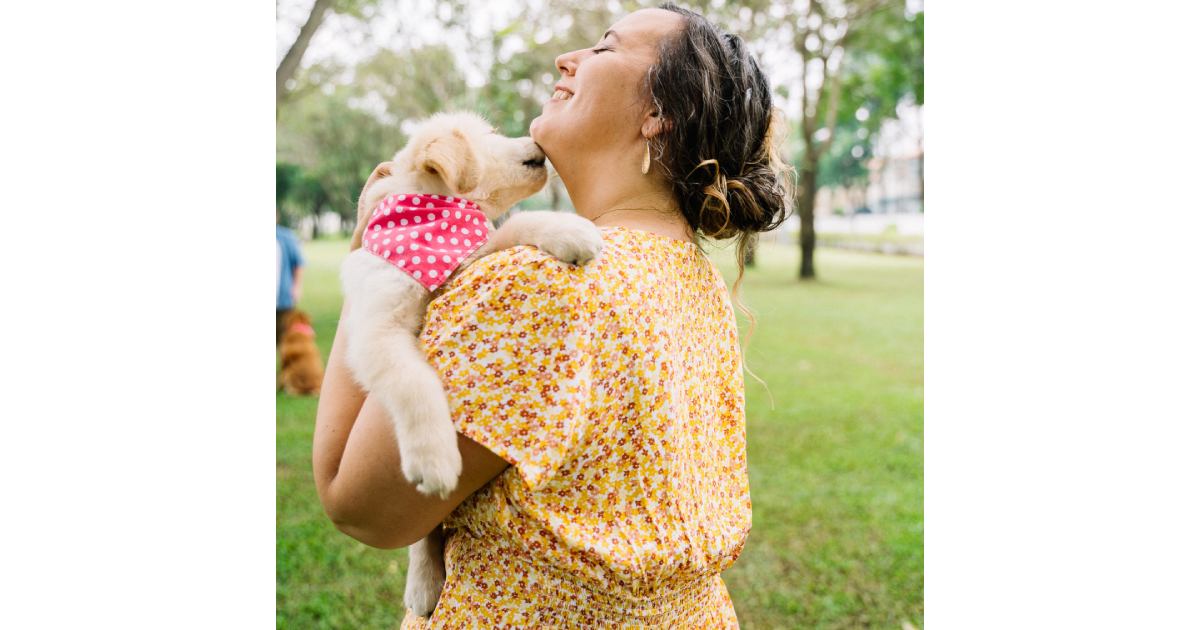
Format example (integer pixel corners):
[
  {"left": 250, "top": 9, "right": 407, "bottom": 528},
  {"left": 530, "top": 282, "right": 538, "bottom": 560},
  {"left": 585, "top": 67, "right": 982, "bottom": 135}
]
[{"left": 591, "top": 46, "right": 613, "bottom": 54}]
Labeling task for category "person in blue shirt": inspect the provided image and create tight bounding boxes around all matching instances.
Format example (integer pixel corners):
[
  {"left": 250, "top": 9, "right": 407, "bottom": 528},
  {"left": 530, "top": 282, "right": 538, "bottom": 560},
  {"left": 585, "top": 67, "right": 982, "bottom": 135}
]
[{"left": 277, "top": 222, "right": 305, "bottom": 346}]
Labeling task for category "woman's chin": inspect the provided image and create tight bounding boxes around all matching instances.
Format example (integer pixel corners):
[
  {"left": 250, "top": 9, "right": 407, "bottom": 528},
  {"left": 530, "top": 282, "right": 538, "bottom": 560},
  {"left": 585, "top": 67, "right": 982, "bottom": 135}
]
[
  {"left": 529, "top": 115, "right": 545, "bottom": 142},
  {"left": 529, "top": 116, "right": 558, "bottom": 153}
]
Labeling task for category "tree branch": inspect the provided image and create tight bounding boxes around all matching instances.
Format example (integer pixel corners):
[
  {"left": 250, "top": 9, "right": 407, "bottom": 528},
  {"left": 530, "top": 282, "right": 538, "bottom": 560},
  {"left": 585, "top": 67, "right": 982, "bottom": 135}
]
[
  {"left": 277, "top": 0, "right": 334, "bottom": 108},
  {"left": 817, "top": 54, "right": 844, "bottom": 161}
]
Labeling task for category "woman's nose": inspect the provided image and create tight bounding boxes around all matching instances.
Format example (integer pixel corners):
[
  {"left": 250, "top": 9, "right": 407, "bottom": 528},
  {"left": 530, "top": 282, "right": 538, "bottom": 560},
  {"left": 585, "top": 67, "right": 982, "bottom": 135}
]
[{"left": 555, "top": 50, "right": 580, "bottom": 77}]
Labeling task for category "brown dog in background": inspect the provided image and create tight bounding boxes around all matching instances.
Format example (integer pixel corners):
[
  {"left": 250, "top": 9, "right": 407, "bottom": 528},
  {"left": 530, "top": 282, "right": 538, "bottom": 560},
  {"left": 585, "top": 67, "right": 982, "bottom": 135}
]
[{"left": 278, "top": 310, "right": 324, "bottom": 396}]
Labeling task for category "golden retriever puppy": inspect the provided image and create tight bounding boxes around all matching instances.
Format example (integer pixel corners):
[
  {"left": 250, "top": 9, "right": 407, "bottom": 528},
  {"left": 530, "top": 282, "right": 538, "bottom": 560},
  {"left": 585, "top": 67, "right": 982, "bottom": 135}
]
[
  {"left": 339, "top": 111, "right": 603, "bottom": 616},
  {"left": 278, "top": 309, "right": 324, "bottom": 396}
]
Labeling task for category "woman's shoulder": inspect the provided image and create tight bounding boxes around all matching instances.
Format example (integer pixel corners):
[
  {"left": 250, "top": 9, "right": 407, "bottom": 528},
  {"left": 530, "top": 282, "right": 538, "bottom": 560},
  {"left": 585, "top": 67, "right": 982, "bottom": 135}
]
[
  {"left": 445, "top": 244, "right": 603, "bottom": 299},
  {"left": 425, "top": 244, "right": 609, "bottom": 332},
  {"left": 472, "top": 243, "right": 593, "bottom": 278}
]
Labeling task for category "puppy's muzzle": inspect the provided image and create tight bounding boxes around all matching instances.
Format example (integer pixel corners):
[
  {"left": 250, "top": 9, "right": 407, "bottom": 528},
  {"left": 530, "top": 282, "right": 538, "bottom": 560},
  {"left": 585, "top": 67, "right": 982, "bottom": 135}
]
[{"left": 522, "top": 148, "right": 546, "bottom": 169}]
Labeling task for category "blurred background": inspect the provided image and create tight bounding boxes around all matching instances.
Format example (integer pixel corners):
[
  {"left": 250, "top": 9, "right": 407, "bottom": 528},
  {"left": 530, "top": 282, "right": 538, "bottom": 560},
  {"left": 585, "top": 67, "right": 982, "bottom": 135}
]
[{"left": 277, "top": 1, "right": 923, "bottom": 628}]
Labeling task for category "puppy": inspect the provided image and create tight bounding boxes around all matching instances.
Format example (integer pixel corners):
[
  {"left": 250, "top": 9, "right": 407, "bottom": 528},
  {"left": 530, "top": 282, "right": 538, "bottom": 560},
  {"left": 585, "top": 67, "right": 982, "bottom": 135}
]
[
  {"left": 339, "top": 111, "right": 603, "bottom": 617},
  {"left": 278, "top": 309, "right": 324, "bottom": 396}
]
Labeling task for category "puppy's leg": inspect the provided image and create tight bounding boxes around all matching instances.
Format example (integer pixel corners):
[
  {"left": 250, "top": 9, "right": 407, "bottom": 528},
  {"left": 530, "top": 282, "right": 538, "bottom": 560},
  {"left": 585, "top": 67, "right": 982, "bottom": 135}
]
[
  {"left": 404, "top": 526, "right": 447, "bottom": 618},
  {"left": 481, "top": 210, "right": 604, "bottom": 266},
  {"left": 347, "top": 322, "right": 462, "bottom": 498},
  {"left": 342, "top": 253, "right": 463, "bottom": 498}
]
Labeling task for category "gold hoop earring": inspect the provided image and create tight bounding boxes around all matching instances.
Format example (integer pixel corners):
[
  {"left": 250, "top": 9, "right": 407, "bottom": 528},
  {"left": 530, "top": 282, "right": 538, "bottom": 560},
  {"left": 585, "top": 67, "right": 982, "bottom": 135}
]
[{"left": 641, "top": 139, "right": 651, "bottom": 175}]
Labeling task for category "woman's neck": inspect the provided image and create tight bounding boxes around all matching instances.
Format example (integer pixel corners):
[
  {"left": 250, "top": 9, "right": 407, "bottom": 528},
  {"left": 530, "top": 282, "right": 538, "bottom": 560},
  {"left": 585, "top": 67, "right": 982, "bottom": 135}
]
[
  {"left": 556, "top": 160, "right": 695, "bottom": 244},
  {"left": 591, "top": 206, "right": 696, "bottom": 244}
]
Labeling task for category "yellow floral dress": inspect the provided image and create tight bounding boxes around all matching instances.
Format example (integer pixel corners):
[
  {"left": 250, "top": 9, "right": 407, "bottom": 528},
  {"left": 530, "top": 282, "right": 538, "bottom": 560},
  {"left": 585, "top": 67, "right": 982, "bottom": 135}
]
[{"left": 403, "top": 224, "right": 752, "bottom": 628}]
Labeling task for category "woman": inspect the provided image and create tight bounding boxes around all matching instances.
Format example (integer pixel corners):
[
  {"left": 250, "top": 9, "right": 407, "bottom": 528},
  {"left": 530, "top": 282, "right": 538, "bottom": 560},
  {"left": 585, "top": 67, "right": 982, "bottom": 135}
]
[{"left": 314, "top": 4, "right": 791, "bottom": 626}]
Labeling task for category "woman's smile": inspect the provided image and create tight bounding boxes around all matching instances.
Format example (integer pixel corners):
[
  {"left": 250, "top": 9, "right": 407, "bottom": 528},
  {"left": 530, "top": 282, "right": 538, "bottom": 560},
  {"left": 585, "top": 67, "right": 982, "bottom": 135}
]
[{"left": 547, "top": 83, "right": 575, "bottom": 104}]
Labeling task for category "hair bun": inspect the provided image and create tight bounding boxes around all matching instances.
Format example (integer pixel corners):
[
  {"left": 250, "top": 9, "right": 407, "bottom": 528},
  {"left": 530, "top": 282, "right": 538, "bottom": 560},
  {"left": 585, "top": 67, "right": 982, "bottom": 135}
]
[
  {"left": 687, "top": 152, "right": 790, "bottom": 241},
  {"left": 649, "top": 6, "right": 794, "bottom": 244}
]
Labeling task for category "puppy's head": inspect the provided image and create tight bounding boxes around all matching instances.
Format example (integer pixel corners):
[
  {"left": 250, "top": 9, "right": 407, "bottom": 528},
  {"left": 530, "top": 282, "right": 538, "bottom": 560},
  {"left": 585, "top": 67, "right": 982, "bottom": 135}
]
[
  {"left": 386, "top": 112, "right": 548, "bottom": 220},
  {"left": 283, "top": 309, "right": 311, "bottom": 329}
]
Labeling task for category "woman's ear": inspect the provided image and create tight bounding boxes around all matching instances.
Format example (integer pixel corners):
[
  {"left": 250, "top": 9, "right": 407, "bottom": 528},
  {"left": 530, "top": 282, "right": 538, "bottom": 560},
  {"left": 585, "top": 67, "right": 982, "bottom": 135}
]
[
  {"left": 418, "top": 129, "right": 481, "bottom": 194},
  {"left": 641, "top": 109, "right": 668, "bottom": 139}
]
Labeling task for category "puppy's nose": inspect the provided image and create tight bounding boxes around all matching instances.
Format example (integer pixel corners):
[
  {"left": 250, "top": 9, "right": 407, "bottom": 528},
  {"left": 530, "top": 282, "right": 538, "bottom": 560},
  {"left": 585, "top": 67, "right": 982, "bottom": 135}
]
[{"left": 522, "top": 143, "right": 546, "bottom": 168}]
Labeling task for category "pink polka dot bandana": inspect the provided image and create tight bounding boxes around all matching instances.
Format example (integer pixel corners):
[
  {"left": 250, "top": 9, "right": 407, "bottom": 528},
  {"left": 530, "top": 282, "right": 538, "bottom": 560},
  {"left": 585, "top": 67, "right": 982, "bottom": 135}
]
[{"left": 363, "top": 193, "right": 490, "bottom": 291}]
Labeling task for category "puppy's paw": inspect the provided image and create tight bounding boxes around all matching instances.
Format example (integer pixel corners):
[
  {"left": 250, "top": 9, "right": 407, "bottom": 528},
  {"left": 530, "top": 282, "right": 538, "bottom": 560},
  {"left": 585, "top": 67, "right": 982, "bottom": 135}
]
[
  {"left": 404, "top": 573, "right": 445, "bottom": 618},
  {"left": 535, "top": 215, "right": 605, "bottom": 267},
  {"left": 401, "top": 433, "right": 463, "bottom": 499}
]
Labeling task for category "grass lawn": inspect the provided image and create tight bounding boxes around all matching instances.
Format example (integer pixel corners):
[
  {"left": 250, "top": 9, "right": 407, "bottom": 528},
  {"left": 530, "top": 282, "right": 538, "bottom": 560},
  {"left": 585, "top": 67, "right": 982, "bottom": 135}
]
[{"left": 277, "top": 235, "right": 923, "bottom": 629}]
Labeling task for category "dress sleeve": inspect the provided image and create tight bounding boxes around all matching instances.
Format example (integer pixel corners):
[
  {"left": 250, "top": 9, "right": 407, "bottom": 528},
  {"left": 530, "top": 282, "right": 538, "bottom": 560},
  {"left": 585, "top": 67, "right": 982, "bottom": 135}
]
[{"left": 418, "top": 245, "right": 599, "bottom": 490}]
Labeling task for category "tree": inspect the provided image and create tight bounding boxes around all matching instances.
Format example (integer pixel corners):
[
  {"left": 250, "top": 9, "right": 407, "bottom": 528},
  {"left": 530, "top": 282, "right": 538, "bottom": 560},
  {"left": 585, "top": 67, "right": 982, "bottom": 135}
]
[
  {"left": 277, "top": 0, "right": 333, "bottom": 108},
  {"left": 278, "top": 163, "right": 331, "bottom": 234},
  {"left": 818, "top": 122, "right": 873, "bottom": 212},
  {"left": 868, "top": 8, "right": 922, "bottom": 206},
  {"left": 669, "top": 0, "right": 907, "bottom": 279},
  {"left": 276, "top": 79, "right": 406, "bottom": 229},
  {"left": 784, "top": 0, "right": 902, "bottom": 279},
  {"left": 276, "top": 0, "right": 379, "bottom": 108},
  {"left": 353, "top": 45, "right": 472, "bottom": 121},
  {"left": 277, "top": 162, "right": 300, "bottom": 213}
]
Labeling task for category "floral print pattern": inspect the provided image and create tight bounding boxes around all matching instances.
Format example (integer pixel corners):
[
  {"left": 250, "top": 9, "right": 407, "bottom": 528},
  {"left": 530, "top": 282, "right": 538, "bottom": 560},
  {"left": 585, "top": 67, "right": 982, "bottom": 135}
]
[{"left": 402, "top": 225, "right": 751, "bottom": 628}]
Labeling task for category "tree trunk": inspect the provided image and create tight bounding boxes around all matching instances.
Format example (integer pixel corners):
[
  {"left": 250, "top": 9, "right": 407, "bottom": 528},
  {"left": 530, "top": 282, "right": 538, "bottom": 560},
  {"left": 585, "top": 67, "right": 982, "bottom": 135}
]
[
  {"left": 799, "top": 163, "right": 817, "bottom": 279},
  {"left": 914, "top": 105, "right": 924, "bottom": 211},
  {"left": 310, "top": 200, "right": 324, "bottom": 238},
  {"left": 878, "top": 154, "right": 889, "bottom": 214},
  {"left": 916, "top": 138, "right": 924, "bottom": 211},
  {"left": 550, "top": 180, "right": 561, "bottom": 211},
  {"left": 277, "top": 0, "right": 333, "bottom": 108},
  {"left": 744, "top": 235, "right": 757, "bottom": 268},
  {"left": 917, "top": 150, "right": 924, "bottom": 210}
]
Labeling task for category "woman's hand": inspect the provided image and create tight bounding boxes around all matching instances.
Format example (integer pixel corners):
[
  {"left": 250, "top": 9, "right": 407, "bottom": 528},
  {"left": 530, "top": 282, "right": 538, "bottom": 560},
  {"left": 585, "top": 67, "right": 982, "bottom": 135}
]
[{"left": 350, "top": 161, "right": 394, "bottom": 251}]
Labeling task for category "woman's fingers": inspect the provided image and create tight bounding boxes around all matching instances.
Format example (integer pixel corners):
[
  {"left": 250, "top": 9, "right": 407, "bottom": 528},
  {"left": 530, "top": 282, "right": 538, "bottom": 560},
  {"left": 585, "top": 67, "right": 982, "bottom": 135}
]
[{"left": 351, "top": 161, "right": 395, "bottom": 251}]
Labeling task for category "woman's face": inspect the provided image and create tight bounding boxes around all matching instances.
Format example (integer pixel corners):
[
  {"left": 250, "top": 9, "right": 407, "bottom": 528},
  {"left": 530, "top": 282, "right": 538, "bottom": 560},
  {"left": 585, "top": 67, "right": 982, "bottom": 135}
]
[{"left": 529, "top": 9, "right": 682, "bottom": 163}]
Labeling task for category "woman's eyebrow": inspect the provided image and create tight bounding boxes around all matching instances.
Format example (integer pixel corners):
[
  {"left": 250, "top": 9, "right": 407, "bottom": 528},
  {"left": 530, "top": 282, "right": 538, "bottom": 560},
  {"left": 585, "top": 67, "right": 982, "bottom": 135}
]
[{"left": 602, "top": 29, "right": 622, "bottom": 43}]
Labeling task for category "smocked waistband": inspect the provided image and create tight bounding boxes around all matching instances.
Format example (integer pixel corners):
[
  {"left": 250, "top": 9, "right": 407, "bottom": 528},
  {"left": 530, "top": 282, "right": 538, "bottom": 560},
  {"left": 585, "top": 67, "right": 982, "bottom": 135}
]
[{"left": 434, "top": 529, "right": 733, "bottom": 627}]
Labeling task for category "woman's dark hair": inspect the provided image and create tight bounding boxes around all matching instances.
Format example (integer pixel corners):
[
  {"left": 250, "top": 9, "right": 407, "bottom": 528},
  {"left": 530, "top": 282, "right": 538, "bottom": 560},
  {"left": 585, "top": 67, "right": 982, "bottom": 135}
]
[{"left": 647, "top": 3, "right": 795, "bottom": 397}]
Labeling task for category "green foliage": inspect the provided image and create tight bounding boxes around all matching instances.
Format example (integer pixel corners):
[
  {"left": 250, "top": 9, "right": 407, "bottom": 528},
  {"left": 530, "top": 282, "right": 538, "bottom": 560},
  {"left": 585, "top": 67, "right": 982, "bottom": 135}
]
[
  {"left": 839, "top": 7, "right": 923, "bottom": 125},
  {"left": 277, "top": 81, "right": 405, "bottom": 225},
  {"left": 276, "top": 1, "right": 922, "bottom": 230},
  {"left": 277, "top": 237, "right": 923, "bottom": 629},
  {"left": 277, "top": 162, "right": 328, "bottom": 226},
  {"left": 330, "top": 0, "right": 379, "bottom": 20},
  {"left": 354, "top": 46, "right": 471, "bottom": 121},
  {"left": 818, "top": 125, "right": 872, "bottom": 189},
  {"left": 805, "top": 5, "right": 923, "bottom": 192},
  {"left": 277, "top": 162, "right": 300, "bottom": 207}
]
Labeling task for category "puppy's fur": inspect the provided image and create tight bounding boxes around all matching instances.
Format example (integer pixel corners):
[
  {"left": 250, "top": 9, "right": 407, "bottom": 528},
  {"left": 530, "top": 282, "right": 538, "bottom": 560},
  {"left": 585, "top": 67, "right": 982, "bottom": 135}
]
[
  {"left": 340, "top": 111, "right": 603, "bottom": 617},
  {"left": 278, "top": 310, "right": 324, "bottom": 396}
]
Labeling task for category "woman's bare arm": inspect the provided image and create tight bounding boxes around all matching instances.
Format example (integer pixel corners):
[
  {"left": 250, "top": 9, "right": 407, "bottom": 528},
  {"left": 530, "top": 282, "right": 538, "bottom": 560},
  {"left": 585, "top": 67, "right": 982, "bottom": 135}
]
[
  {"left": 313, "top": 300, "right": 510, "bottom": 549},
  {"left": 312, "top": 163, "right": 510, "bottom": 548}
]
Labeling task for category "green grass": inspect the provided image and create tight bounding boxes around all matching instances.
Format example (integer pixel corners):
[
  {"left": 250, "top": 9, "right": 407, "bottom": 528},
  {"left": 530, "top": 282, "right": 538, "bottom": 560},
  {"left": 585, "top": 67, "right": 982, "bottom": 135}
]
[
  {"left": 816, "top": 231, "right": 924, "bottom": 246},
  {"left": 816, "top": 232, "right": 924, "bottom": 257},
  {"left": 277, "top": 236, "right": 923, "bottom": 629}
]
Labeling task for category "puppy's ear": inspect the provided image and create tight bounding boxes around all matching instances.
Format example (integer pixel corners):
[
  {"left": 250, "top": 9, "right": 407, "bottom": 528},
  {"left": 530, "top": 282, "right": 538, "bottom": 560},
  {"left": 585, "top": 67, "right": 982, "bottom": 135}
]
[{"left": 418, "top": 129, "right": 480, "bottom": 194}]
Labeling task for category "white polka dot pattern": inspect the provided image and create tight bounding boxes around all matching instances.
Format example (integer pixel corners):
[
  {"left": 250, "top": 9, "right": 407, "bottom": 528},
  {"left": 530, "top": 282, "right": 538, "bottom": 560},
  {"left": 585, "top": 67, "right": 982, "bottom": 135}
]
[{"left": 364, "top": 193, "right": 489, "bottom": 290}]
